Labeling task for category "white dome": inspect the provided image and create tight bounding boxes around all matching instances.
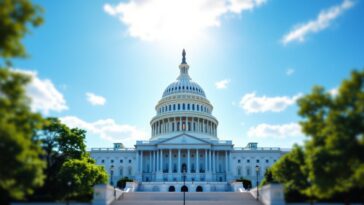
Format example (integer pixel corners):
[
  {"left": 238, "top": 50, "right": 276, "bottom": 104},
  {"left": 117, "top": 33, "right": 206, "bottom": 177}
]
[{"left": 150, "top": 49, "right": 218, "bottom": 141}]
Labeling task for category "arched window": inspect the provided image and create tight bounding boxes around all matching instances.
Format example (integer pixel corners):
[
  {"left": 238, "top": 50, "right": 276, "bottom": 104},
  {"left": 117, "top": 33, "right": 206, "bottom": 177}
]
[
  {"left": 246, "top": 167, "right": 251, "bottom": 176},
  {"left": 182, "top": 104, "right": 185, "bottom": 110},
  {"left": 187, "top": 104, "right": 190, "bottom": 110},
  {"left": 169, "top": 105, "right": 171, "bottom": 111},
  {"left": 128, "top": 167, "right": 132, "bottom": 176},
  {"left": 172, "top": 123, "right": 175, "bottom": 131},
  {"left": 179, "top": 86, "right": 181, "bottom": 90},
  {"left": 237, "top": 167, "right": 241, "bottom": 176},
  {"left": 173, "top": 104, "right": 176, "bottom": 110},
  {"left": 182, "top": 86, "right": 185, "bottom": 89},
  {"left": 178, "top": 104, "right": 180, "bottom": 110},
  {"left": 192, "top": 104, "right": 195, "bottom": 110},
  {"left": 197, "top": 105, "right": 200, "bottom": 111},
  {"left": 120, "top": 167, "right": 123, "bottom": 176}
]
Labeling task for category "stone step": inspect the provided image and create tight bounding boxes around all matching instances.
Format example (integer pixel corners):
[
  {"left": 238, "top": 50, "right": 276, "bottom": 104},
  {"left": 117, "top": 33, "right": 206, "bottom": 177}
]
[{"left": 112, "top": 192, "right": 261, "bottom": 205}]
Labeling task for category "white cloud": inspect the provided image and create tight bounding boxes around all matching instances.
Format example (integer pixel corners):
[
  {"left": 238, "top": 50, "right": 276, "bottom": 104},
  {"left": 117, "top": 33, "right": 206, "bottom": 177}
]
[
  {"left": 239, "top": 92, "right": 301, "bottom": 113},
  {"left": 16, "top": 70, "right": 68, "bottom": 114},
  {"left": 282, "top": 0, "right": 354, "bottom": 44},
  {"left": 103, "top": 0, "right": 266, "bottom": 42},
  {"left": 248, "top": 123, "right": 302, "bottom": 139},
  {"left": 286, "top": 68, "right": 295, "bottom": 76},
  {"left": 60, "top": 116, "right": 147, "bottom": 142},
  {"left": 86, "top": 92, "right": 106, "bottom": 106},
  {"left": 215, "top": 79, "right": 231, "bottom": 89}
]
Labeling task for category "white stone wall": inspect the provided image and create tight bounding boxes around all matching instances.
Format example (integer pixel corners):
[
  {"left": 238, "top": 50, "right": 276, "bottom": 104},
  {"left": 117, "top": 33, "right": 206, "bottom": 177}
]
[
  {"left": 231, "top": 150, "right": 285, "bottom": 184},
  {"left": 90, "top": 150, "right": 137, "bottom": 183}
]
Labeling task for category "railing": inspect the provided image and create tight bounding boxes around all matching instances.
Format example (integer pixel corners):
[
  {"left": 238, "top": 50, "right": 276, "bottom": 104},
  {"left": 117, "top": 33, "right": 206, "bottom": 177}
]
[
  {"left": 90, "top": 147, "right": 135, "bottom": 151},
  {"left": 233, "top": 147, "right": 286, "bottom": 151}
]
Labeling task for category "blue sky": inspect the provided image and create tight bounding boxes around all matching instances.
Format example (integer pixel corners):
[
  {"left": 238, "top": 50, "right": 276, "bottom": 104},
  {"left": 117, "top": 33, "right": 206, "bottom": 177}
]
[{"left": 14, "top": 0, "right": 364, "bottom": 149}]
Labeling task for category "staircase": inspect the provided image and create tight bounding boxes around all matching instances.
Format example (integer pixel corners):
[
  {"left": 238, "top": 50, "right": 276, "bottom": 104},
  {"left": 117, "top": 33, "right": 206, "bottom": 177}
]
[{"left": 112, "top": 192, "right": 262, "bottom": 205}]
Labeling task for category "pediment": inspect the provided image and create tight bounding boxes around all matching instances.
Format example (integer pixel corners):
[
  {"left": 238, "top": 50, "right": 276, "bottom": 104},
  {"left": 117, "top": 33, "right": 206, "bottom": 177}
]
[{"left": 158, "top": 134, "right": 212, "bottom": 145}]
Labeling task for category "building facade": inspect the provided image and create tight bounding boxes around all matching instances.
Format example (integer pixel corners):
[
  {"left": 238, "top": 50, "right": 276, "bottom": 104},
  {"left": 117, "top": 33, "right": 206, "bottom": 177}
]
[{"left": 90, "top": 50, "right": 288, "bottom": 192}]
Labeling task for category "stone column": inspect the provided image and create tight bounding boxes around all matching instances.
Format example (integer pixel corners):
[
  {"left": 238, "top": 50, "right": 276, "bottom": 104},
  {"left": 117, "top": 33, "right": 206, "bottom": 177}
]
[
  {"left": 160, "top": 150, "right": 163, "bottom": 172},
  {"left": 136, "top": 150, "right": 140, "bottom": 173},
  {"left": 205, "top": 149, "right": 207, "bottom": 172},
  {"left": 141, "top": 151, "right": 143, "bottom": 173},
  {"left": 178, "top": 149, "right": 181, "bottom": 173},
  {"left": 149, "top": 152, "right": 152, "bottom": 173},
  {"left": 156, "top": 150, "right": 159, "bottom": 172},
  {"left": 196, "top": 149, "right": 199, "bottom": 173},
  {"left": 209, "top": 150, "right": 212, "bottom": 172},
  {"left": 169, "top": 149, "right": 172, "bottom": 173},
  {"left": 225, "top": 151, "right": 228, "bottom": 173},
  {"left": 187, "top": 149, "right": 190, "bottom": 173},
  {"left": 213, "top": 151, "right": 216, "bottom": 173}
]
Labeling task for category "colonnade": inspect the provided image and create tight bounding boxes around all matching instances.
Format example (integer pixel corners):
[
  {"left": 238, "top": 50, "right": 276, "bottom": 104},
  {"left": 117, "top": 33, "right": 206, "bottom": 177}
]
[
  {"left": 136, "top": 149, "right": 232, "bottom": 180},
  {"left": 151, "top": 117, "right": 217, "bottom": 137}
]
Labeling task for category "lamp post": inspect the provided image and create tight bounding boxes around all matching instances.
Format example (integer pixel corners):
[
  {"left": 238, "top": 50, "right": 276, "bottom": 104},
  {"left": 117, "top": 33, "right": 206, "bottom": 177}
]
[
  {"left": 255, "top": 165, "right": 260, "bottom": 201},
  {"left": 182, "top": 168, "right": 186, "bottom": 205},
  {"left": 110, "top": 165, "right": 114, "bottom": 185}
]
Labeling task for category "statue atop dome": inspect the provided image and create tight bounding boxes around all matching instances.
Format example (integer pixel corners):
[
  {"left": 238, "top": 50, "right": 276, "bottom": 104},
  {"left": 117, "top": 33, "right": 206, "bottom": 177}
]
[{"left": 182, "top": 49, "right": 187, "bottom": 64}]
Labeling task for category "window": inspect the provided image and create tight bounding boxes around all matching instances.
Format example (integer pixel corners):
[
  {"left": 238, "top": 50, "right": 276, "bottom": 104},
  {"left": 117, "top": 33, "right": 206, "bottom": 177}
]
[
  {"left": 246, "top": 167, "right": 251, "bottom": 176},
  {"left": 129, "top": 159, "right": 132, "bottom": 163},
  {"left": 120, "top": 168, "right": 123, "bottom": 176},
  {"left": 247, "top": 159, "right": 250, "bottom": 163},
  {"left": 256, "top": 159, "right": 260, "bottom": 163},
  {"left": 178, "top": 104, "right": 180, "bottom": 110},
  {"left": 101, "top": 159, "right": 105, "bottom": 163},
  {"left": 128, "top": 167, "right": 132, "bottom": 176},
  {"left": 238, "top": 159, "right": 241, "bottom": 163},
  {"left": 266, "top": 159, "right": 269, "bottom": 163},
  {"left": 197, "top": 105, "right": 199, "bottom": 111},
  {"left": 192, "top": 104, "right": 195, "bottom": 110},
  {"left": 238, "top": 167, "right": 241, "bottom": 176},
  {"left": 169, "top": 105, "right": 171, "bottom": 111},
  {"left": 182, "top": 104, "right": 185, "bottom": 110},
  {"left": 173, "top": 104, "right": 176, "bottom": 110},
  {"left": 120, "top": 159, "right": 123, "bottom": 163},
  {"left": 111, "top": 160, "right": 114, "bottom": 163},
  {"left": 187, "top": 104, "right": 190, "bottom": 110}
]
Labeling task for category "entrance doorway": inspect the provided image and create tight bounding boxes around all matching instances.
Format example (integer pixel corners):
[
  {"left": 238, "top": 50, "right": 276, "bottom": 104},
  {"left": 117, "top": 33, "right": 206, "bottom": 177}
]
[
  {"left": 181, "top": 185, "right": 188, "bottom": 192},
  {"left": 196, "top": 186, "right": 203, "bottom": 192},
  {"left": 168, "top": 186, "right": 176, "bottom": 192}
]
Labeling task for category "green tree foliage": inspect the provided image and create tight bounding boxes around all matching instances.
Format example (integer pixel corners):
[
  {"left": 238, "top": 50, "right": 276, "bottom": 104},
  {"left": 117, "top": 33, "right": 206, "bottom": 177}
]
[
  {"left": 116, "top": 177, "right": 133, "bottom": 189},
  {"left": 0, "top": 0, "right": 43, "bottom": 63},
  {"left": 298, "top": 70, "right": 364, "bottom": 200},
  {"left": 58, "top": 159, "right": 108, "bottom": 201},
  {"left": 32, "top": 118, "right": 108, "bottom": 201},
  {"left": 259, "top": 168, "right": 277, "bottom": 187},
  {"left": 0, "top": 69, "right": 46, "bottom": 204},
  {"left": 271, "top": 145, "right": 308, "bottom": 202}
]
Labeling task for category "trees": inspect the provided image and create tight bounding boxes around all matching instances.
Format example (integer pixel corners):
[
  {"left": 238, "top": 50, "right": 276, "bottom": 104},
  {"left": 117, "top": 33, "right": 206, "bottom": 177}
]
[
  {"left": 31, "top": 118, "right": 108, "bottom": 201},
  {"left": 265, "top": 70, "right": 364, "bottom": 202},
  {"left": 298, "top": 70, "right": 364, "bottom": 200},
  {"left": 271, "top": 145, "right": 308, "bottom": 202},
  {"left": 0, "top": 69, "right": 46, "bottom": 204},
  {"left": 0, "top": 0, "right": 43, "bottom": 63},
  {"left": 58, "top": 159, "right": 107, "bottom": 201}
]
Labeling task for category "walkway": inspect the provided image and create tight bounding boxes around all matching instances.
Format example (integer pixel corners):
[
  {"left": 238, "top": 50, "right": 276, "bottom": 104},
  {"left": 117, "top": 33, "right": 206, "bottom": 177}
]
[{"left": 112, "top": 192, "right": 262, "bottom": 205}]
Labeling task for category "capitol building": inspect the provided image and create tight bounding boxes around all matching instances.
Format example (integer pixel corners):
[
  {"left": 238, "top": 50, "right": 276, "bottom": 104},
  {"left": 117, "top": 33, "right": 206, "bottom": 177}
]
[{"left": 90, "top": 50, "right": 288, "bottom": 192}]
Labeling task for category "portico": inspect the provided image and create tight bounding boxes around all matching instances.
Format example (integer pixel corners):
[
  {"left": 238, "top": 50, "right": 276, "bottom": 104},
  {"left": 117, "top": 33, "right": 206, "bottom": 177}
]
[{"left": 135, "top": 134, "right": 233, "bottom": 182}]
